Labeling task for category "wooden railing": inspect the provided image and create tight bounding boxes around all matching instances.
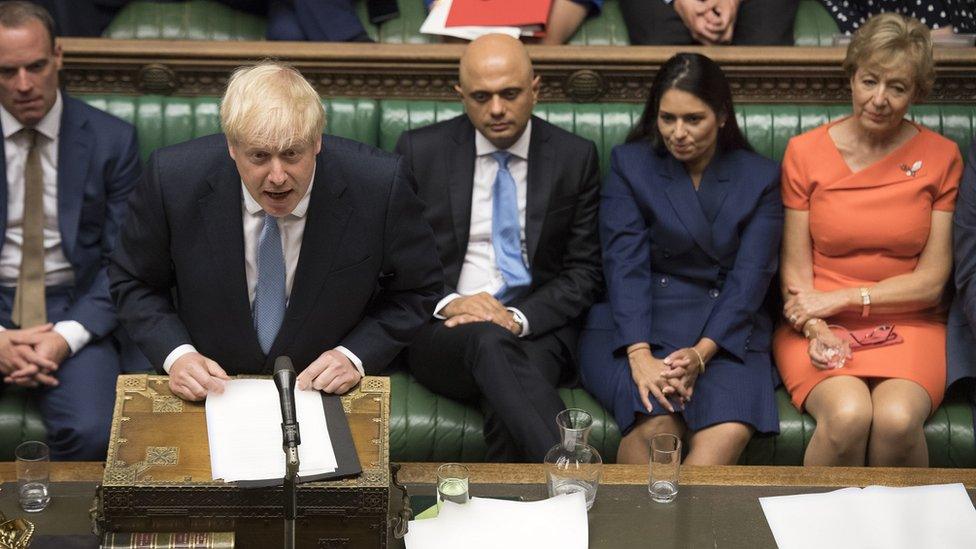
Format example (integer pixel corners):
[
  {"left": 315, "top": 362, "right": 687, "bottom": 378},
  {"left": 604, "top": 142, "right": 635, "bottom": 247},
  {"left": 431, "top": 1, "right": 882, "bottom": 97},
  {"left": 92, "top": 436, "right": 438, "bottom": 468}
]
[{"left": 60, "top": 39, "right": 976, "bottom": 103}]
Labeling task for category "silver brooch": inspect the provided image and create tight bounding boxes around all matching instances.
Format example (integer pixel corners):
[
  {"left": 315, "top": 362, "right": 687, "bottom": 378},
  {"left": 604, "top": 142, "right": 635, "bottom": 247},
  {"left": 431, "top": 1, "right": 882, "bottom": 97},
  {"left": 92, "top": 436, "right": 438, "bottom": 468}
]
[{"left": 899, "top": 160, "right": 922, "bottom": 177}]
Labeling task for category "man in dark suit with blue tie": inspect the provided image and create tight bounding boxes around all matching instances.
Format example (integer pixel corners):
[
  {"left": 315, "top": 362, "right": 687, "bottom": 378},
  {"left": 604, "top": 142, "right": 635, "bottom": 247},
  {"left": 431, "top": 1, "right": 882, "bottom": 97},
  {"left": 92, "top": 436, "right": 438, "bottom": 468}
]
[
  {"left": 0, "top": 2, "right": 142, "bottom": 459},
  {"left": 948, "top": 140, "right": 976, "bottom": 397},
  {"left": 110, "top": 62, "right": 442, "bottom": 402},
  {"left": 394, "top": 35, "right": 603, "bottom": 462}
]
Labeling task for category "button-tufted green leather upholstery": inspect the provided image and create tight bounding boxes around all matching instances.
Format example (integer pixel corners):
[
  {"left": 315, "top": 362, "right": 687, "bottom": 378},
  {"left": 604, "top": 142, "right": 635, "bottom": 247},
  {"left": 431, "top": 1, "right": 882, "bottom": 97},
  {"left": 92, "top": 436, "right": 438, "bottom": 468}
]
[
  {"left": 104, "top": 0, "right": 266, "bottom": 40},
  {"left": 104, "top": 0, "right": 835, "bottom": 46},
  {"left": 7, "top": 95, "right": 971, "bottom": 463}
]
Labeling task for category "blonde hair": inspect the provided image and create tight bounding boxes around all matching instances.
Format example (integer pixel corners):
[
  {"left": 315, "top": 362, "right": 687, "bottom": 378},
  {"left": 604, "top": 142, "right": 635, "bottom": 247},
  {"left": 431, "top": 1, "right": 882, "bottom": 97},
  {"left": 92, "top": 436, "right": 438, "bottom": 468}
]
[
  {"left": 220, "top": 62, "right": 326, "bottom": 149},
  {"left": 842, "top": 13, "right": 935, "bottom": 101}
]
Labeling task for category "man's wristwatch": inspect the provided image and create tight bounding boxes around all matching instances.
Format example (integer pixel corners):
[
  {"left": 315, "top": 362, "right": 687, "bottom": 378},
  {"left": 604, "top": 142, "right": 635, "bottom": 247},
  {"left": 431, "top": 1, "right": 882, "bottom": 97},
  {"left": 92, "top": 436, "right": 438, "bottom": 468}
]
[{"left": 511, "top": 314, "right": 524, "bottom": 336}]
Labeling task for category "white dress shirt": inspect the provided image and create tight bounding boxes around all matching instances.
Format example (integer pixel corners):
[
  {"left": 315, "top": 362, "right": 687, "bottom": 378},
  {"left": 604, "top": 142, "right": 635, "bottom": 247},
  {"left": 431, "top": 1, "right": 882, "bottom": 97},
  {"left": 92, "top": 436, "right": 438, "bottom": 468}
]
[
  {"left": 162, "top": 171, "right": 364, "bottom": 375},
  {"left": 0, "top": 92, "right": 91, "bottom": 354},
  {"left": 434, "top": 121, "right": 532, "bottom": 336}
]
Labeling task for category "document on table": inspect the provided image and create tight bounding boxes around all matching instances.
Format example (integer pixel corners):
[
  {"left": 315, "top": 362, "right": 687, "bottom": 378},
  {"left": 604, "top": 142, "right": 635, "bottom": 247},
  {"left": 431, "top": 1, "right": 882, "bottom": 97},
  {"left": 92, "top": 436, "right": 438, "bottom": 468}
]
[
  {"left": 760, "top": 483, "right": 976, "bottom": 549},
  {"left": 420, "top": 0, "right": 529, "bottom": 41},
  {"left": 205, "top": 379, "right": 338, "bottom": 483},
  {"left": 405, "top": 493, "right": 588, "bottom": 549}
]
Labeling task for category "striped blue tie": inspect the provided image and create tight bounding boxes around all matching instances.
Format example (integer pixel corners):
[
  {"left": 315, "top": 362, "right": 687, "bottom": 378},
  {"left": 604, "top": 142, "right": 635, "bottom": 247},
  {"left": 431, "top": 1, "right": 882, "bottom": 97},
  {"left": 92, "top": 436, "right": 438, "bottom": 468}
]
[
  {"left": 254, "top": 214, "right": 286, "bottom": 354},
  {"left": 490, "top": 151, "right": 531, "bottom": 303}
]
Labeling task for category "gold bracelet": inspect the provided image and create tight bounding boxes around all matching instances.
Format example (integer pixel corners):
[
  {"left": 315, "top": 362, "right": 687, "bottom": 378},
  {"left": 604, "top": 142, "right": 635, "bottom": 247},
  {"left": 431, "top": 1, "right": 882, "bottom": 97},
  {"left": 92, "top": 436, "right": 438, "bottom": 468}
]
[
  {"left": 803, "top": 318, "right": 824, "bottom": 339},
  {"left": 627, "top": 344, "right": 650, "bottom": 356},
  {"left": 859, "top": 287, "right": 872, "bottom": 318},
  {"left": 690, "top": 347, "right": 706, "bottom": 374}
]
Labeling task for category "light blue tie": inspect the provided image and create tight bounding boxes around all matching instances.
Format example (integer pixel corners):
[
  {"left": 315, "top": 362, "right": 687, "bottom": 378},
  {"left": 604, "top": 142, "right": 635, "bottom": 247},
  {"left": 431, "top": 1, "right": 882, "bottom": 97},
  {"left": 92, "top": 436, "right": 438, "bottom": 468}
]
[
  {"left": 254, "top": 214, "right": 286, "bottom": 354},
  {"left": 490, "top": 151, "right": 532, "bottom": 303}
]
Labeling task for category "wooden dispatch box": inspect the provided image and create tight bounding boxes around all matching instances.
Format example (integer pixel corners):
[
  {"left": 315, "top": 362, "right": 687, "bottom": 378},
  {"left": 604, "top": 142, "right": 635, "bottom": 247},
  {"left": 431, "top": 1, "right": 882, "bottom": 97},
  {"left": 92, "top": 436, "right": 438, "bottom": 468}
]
[{"left": 93, "top": 374, "right": 401, "bottom": 548}]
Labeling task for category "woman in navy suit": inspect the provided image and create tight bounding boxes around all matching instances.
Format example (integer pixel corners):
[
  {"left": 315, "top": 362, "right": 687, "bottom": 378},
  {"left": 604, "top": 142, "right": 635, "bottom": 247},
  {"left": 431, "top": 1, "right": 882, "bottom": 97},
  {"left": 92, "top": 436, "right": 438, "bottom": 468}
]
[{"left": 579, "top": 53, "right": 783, "bottom": 464}]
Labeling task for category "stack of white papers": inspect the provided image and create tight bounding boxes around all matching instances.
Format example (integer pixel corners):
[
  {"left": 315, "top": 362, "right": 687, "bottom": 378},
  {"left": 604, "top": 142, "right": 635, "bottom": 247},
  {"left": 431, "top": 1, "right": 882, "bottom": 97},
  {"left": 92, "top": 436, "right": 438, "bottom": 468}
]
[
  {"left": 760, "top": 483, "right": 976, "bottom": 549},
  {"left": 205, "top": 379, "right": 338, "bottom": 482},
  {"left": 405, "top": 493, "right": 589, "bottom": 549}
]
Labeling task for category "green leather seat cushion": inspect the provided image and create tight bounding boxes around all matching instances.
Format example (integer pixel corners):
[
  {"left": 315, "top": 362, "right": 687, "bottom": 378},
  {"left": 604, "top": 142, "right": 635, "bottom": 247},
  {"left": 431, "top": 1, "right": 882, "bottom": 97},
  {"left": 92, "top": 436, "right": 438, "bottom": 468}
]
[{"left": 105, "top": 0, "right": 837, "bottom": 46}]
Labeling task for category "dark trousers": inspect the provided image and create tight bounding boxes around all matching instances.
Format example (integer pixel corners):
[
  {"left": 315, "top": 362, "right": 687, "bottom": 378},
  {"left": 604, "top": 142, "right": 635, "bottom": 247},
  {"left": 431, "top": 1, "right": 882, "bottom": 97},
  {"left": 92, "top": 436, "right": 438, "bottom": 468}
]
[
  {"left": 406, "top": 320, "right": 570, "bottom": 462},
  {"left": 267, "top": 0, "right": 371, "bottom": 42},
  {"left": 1, "top": 288, "right": 122, "bottom": 460},
  {"left": 619, "top": 0, "right": 799, "bottom": 45}
]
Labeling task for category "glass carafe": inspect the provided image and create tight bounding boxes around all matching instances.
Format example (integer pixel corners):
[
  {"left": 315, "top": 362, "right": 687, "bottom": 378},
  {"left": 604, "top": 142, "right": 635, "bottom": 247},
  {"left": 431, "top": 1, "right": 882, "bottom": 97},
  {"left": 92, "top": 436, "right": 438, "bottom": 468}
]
[{"left": 543, "top": 408, "right": 603, "bottom": 510}]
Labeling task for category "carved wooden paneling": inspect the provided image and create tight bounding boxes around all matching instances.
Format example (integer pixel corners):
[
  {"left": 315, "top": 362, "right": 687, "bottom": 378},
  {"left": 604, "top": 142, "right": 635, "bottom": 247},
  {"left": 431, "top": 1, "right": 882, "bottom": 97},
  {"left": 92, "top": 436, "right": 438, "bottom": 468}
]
[{"left": 60, "top": 39, "right": 976, "bottom": 103}]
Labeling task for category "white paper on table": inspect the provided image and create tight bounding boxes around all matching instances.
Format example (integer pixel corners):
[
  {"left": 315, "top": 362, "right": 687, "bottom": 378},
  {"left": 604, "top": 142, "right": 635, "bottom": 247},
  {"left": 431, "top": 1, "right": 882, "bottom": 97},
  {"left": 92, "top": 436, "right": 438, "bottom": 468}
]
[
  {"left": 205, "top": 379, "right": 337, "bottom": 482},
  {"left": 759, "top": 483, "right": 976, "bottom": 549},
  {"left": 419, "top": 0, "right": 522, "bottom": 40},
  {"left": 405, "top": 493, "right": 588, "bottom": 549}
]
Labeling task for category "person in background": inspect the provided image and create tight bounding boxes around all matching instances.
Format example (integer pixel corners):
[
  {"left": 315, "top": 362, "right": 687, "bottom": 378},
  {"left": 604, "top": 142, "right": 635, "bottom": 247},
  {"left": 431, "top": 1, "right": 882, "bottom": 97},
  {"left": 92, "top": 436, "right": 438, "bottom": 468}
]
[
  {"left": 947, "top": 139, "right": 976, "bottom": 401},
  {"left": 268, "top": 0, "right": 374, "bottom": 42},
  {"left": 395, "top": 34, "right": 602, "bottom": 462},
  {"left": 774, "top": 13, "right": 962, "bottom": 467},
  {"left": 578, "top": 52, "right": 782, "bottom": 465},
  {"left": 0, "top": 1, "right": 143, "bottom": 459},
  {"left": 619, "top": 0, "right": 799, "bottom": 45},
  {"left": 819, "top": 0, "right": 975, "bottom": 36}
]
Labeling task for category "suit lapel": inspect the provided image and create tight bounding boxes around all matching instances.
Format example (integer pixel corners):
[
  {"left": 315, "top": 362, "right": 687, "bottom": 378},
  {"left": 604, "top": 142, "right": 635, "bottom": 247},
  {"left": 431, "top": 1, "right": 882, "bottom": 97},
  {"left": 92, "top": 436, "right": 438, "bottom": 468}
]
[
  {"left": 660, "top": 154, "right": 718, "bottom": 260},
  {"left": 270, "top": 147, "right": 353, "bottom": 358},
  {"left": 525, "top": 118, "right": 554, "bottom": 265},
  {"left": 199, "top": 162, "right": 260, "bottom": 355},
  {"left": 704, "top": 153, "right": 733, "bottom": 225},
  {"left": 56, "top": 99, "right": 92, "bottom": 260},
  {"left": 449, "top": 118, "right": 476, "bottom": 256}
]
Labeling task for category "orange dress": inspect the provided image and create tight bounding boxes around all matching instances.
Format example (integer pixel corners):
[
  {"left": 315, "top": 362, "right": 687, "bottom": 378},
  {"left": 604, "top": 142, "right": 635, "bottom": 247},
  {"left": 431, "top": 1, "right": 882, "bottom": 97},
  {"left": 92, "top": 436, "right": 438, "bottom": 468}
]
[{"left": 773, "top": 118, "right": 963, "bottom": 411}]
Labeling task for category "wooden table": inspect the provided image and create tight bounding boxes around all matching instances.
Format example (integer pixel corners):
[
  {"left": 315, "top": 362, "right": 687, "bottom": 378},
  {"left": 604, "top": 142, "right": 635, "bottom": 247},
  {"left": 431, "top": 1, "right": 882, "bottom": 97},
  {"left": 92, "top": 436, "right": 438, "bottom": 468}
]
[{"left": 3, "top": 463, "right": 975, "bottom": 548}]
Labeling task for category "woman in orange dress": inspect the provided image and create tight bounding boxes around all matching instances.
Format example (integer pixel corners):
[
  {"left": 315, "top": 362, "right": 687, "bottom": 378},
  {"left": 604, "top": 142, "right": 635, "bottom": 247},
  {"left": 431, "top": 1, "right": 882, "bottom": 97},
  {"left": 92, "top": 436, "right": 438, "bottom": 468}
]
[{"left": 773, "top": 13, "right": 963, "bottom": 467}]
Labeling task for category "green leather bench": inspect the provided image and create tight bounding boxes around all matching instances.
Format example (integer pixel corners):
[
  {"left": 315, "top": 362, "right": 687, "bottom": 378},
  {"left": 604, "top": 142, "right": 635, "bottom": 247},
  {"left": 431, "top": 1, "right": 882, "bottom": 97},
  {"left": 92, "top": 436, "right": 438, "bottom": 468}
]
[
  {"left": 103, "top": 0, "right": 840, "bottom": 47},
  {"left": 2, "top": 96, "right": 972, "bottom": 465}
]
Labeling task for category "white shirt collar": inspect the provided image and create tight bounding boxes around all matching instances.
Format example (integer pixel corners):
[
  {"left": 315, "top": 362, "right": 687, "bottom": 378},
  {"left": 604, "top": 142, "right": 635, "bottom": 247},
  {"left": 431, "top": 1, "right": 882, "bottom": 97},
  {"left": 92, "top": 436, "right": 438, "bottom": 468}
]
[
  {"left": 241, "top": 163, "right": 316, "bottom": 218},
  {"left": 1, "top": 90, "right": 62, "bottom": 141},
  {"left": 475, "top": 119, "right": 532, "bottom": 160}
]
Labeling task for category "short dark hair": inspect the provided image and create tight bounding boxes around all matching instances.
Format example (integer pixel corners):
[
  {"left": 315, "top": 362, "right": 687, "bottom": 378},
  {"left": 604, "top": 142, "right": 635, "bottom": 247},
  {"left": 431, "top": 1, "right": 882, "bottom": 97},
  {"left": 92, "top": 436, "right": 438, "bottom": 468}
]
[
  {"left": 627, "top": 53, "right": 752, "bottom": 155},
  {"left": 0, "top": 1, "right": 56, "bottom": 50}
]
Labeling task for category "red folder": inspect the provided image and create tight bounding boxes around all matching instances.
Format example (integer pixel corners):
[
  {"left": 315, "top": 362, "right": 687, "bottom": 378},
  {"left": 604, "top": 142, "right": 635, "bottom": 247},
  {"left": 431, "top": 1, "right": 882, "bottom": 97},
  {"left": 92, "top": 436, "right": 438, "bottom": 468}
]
[{"left": 445, "top": 0, "right": 553, "bottom": 28}]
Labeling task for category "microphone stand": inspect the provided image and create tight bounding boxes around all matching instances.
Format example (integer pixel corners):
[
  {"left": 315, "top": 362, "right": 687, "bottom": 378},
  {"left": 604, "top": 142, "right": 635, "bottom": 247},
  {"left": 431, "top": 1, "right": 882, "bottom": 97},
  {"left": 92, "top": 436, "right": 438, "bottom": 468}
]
[
  {"left": 284, "top": 445, "right": 299, "bottom": 549},
  {"left": 274, "top": 357, "right": 301, "bottom": 549}
]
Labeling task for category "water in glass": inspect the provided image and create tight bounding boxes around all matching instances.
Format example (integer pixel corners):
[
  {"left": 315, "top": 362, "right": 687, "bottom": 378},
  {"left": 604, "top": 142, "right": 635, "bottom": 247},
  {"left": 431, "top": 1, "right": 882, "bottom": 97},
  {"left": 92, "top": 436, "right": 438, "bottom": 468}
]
[
  {"left": 437, "top": 477, "right": 469, "bottom": 506},
  {"left": 19, "top": 482, "right": 50, "bottom": 512},
  {"left": 547, "top": 474, "right": 597, "bottom": 509},
  {"left": 649, "top": 480, "right": 678, "bottom": 503}
]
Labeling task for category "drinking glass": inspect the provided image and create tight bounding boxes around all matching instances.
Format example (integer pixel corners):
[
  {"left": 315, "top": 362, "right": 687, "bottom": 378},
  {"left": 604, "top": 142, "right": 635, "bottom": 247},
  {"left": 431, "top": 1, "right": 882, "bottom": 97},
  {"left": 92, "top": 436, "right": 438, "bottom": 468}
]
[
  {"left": 436, "top": 463, "right": 470, "bottom": 508},
  {"left": 648, "top": 433, "right": 680, "bottom": 503},
  {"left": 16, "top": 441, "right": 50, "bottom": 512}
]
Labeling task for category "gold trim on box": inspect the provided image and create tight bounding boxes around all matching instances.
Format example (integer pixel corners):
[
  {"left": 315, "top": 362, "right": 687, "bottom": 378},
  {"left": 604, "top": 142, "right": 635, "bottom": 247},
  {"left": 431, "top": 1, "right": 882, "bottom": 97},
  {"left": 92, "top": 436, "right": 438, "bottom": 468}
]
[
  {"left": 146, "top": 446, "right": 179, "bottom": 466},
  {"left": 104, "top": 374, "right": 390, "bottom": 489},
  {"left": 152, "top": 396, "right": 183, "bottom": 413}
]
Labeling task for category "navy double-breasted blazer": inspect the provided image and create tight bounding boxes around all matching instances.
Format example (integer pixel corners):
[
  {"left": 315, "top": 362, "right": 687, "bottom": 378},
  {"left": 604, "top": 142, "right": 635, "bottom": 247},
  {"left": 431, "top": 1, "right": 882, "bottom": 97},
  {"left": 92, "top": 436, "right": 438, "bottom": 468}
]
[{"left": 599, "top": 142, "right": 783, "bottom": 361}]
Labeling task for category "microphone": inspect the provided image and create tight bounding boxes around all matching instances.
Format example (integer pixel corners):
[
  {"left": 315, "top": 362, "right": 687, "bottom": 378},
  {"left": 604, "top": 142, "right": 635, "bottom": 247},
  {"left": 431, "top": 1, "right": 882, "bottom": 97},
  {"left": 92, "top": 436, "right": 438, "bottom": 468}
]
[{"left": 273, "top": 356, "right": 301, "bottom": 450}]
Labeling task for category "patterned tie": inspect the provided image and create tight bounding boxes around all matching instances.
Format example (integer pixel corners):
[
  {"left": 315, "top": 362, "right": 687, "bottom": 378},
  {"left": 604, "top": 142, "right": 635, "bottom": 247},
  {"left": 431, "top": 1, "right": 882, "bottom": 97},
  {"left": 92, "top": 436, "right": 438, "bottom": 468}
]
[
  {"left": 13, "top": 128, "right": 47, "bottom": 328},
  {"left": 490, "top": 151, "right": 531, "bottom": 303},
  {"left": 253, "top": 214, "right": 286, "bottom": 354}
]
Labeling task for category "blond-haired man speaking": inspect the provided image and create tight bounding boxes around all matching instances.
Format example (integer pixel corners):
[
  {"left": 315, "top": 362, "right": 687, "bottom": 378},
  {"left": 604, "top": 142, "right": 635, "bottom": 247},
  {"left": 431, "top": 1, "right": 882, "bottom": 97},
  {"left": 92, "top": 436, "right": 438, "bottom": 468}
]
[{"left": 109, "top": 63, "right": 442, "bottom": 401}]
